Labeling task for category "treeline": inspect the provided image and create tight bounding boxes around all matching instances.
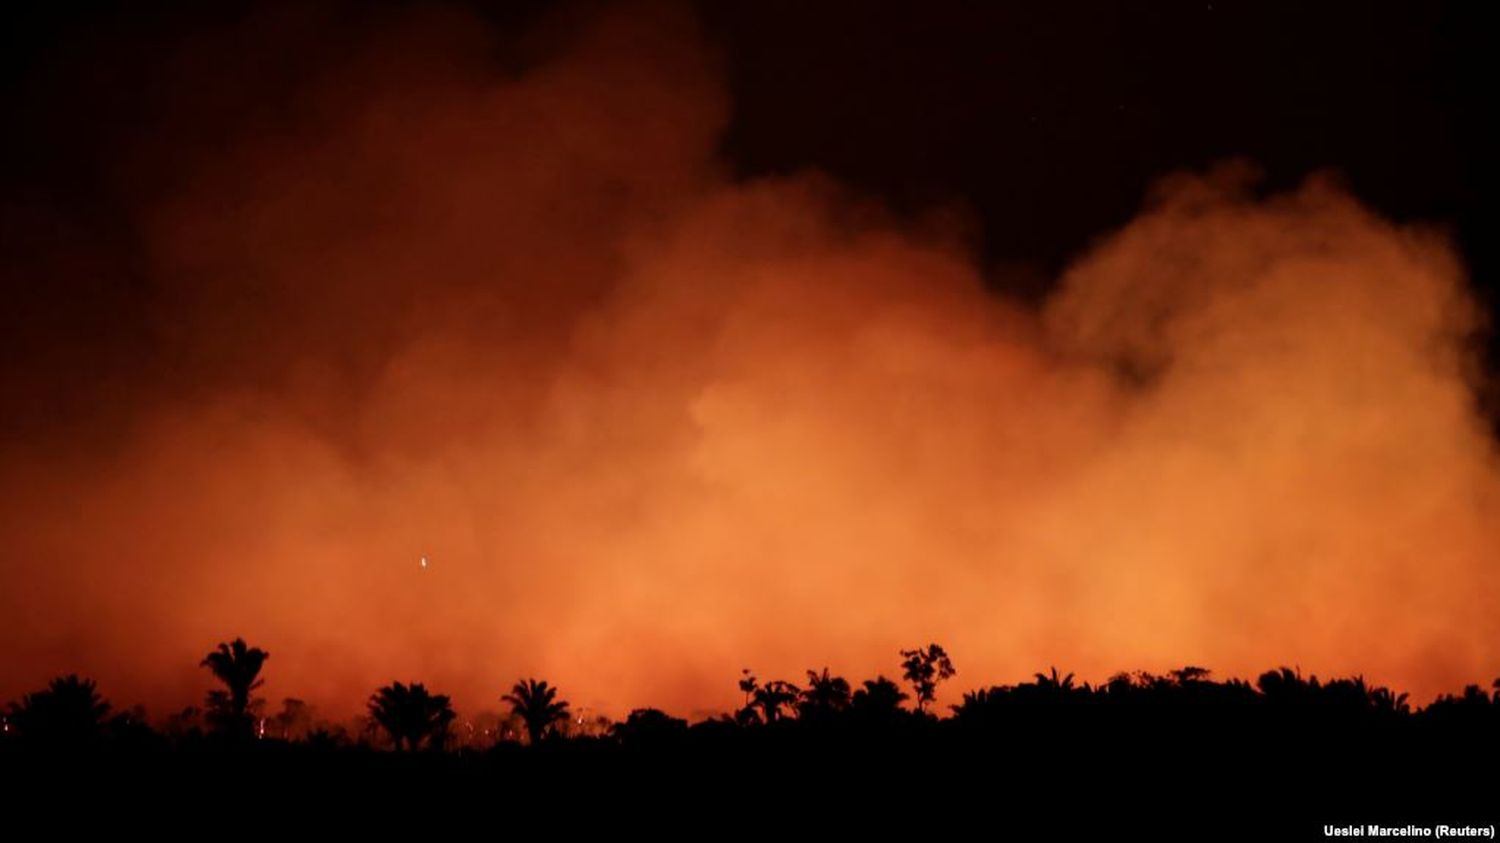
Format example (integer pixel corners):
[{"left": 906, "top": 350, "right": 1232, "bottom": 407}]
[{"left": 5, "top": 637, "right": 1500, "bottom": 755}]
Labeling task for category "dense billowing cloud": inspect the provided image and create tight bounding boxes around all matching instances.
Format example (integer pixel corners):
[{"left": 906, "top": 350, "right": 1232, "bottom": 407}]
[{"left": 1, "top": 2, "right": 1495, "bottom": 720}]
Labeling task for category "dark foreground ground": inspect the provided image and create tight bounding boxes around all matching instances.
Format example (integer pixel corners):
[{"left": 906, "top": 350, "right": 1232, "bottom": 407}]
[{"left": 3, "top": 717, "right": 1495, "bottom": 839}]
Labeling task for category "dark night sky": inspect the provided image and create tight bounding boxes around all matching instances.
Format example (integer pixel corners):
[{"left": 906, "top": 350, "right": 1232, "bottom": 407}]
[
  {"left": 7, "top": 2, "right": 1491, "bottom": 263},
  {"left": 709, "top": 2, "right": 1486, "bottom": 280}
]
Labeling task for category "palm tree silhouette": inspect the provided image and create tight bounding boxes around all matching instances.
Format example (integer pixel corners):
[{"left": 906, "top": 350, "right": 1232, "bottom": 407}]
[
  {"left": 7, "top": 674, "right": 111, "bottom": 745},
  {"left": 736, "top": 669, "right": 763, "bottom": 725},
  {"left": 367, "top": 682, "right": 455, "bottom": 751},
  {"left": 1034, "top": 666, "right": 1076, "bottom": 693},
  {"left": 798, "top": 668, "right": 851, "bottom": 720},
  {"left": 752, "top": 679, "right": 801, "bottom": 724},
  {"left": 950, "top": 686, "right": 999, "bottom": 721},
  {"left": 503, "top": 678, "right": 570, "bottom": 745},
  {"left": 1370, "top": 686, "right": 1410, "bottom": 716},
  {"left": 1257, "top": 666, "right": 1315, "bottom": 705},
  {"left": 200, "top": 637, "right": 269, "bottom": 739}
]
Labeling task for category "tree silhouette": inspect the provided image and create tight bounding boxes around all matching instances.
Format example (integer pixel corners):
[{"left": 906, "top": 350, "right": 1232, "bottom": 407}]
[
  {"left": 752, "top": 680, "right": 801, "bottom": 724},
  {"left": 1033, "top": 666, "right": 1077, "bottom": 694},
  {"left": 7, "top": 674, "right": 111, "bottom": 746},
  {"left": 367, "top": 682, "right": 455, "bottom": 751},
  {"left": 850, "top": 676, "right": 909, "bottom": 723},
  {"left": 738, "top": 669, "right": 758, "bottom": 704},
  {"left": 900, "top": 643, "right": 956, "bottom": 714},
  {"left": 612, "top": 708, "right": 689, "bottom": 746},
  {"left": 798, "top": 667, "right": 851, "bottom": 721},
  {"left": 1170, "top": 666, "right": 1211, "bottom": 685},
  {"left": 1322, "top": 676, "right": 1376, "bottom": 711},
  {"left": 200, "top": 637, "right": 269, "bottom": 739},
  {"left": 163, "top": 705, "right": 203, "bottom": 742},
  {"left": 1370, "top": 686, "right": 1410, "bottom": 716},
  {"left": 1257, "top": 666, "right": 1316, "bottom": 706},
  {"left": 272, "top": 697, "right": 313, "bottom": 741},
  {"left": 950, "top": 686, "right": 999, "bottom": 722},
  {"left": 503, "top": 678, "right": 570, "bottom": 745},
  {"left": 736, "top": 670, "right": 763, "bottom": 725}
]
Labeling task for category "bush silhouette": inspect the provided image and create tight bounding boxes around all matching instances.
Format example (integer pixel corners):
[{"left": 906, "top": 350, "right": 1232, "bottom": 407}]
[{"left": 6, "top": 674, "right": 111, "bottom": 747}]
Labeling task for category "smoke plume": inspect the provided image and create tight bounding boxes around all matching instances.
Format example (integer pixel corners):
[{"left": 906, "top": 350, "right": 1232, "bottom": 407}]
[{"left": 1, "top": 3, "right": 1495, "bottom": 719}]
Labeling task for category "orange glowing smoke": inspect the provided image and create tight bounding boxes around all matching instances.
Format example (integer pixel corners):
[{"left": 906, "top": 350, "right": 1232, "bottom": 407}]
[{"left": 1, "top": 3, "right": 1496, "bottom": 720}]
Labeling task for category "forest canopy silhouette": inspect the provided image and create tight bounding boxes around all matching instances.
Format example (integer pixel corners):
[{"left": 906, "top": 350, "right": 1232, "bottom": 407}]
[
  {"left": 6, "top": 637, "right": 1500, "bottom": 754},
  {"left": 7, "top": 641, "right": 1495, "bottom": 832}
]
